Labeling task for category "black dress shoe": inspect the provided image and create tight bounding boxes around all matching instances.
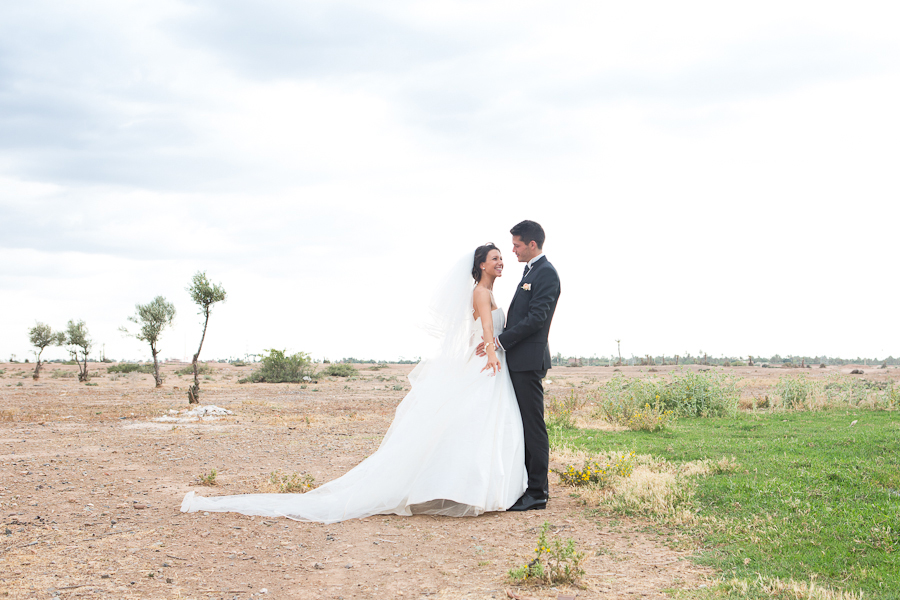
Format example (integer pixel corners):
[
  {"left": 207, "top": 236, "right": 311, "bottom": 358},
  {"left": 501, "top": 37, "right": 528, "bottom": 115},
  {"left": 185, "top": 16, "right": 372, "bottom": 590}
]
[{"left": 508, "top": 493, "right": 548, "bottom": 512}]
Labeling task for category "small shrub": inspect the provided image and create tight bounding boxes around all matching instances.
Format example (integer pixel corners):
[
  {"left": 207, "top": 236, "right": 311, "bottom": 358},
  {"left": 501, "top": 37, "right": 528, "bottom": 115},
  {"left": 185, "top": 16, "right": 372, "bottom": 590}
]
[
  {"left": 873, "top": 381, "right": 899, "bottom": 411},
  {"left": 265, "top": 470, "right": 317, "bottom": 493},
  {"left": 240, "top": 349, "right": 316, "bottom": 383},
  {"left": 545, "top": 390, "right": 579, "bottom": 429},
  {"left": 597, "top": 370, "right": 738, "bottom": 423},
  {"left": 175, "top": 364, "right": 214, "bottom": 376},
  {"left": 196, "top": 469, "right": 218, "bottom": 486},
  {"left": 507, "top": 521, "right": 585, "bottom": 585},
  {"left": 320, "top": 363, "right": 358, "bottom": 377},
  {"left": 627, "top": 402, "right": 676, "bottom": 432},
  {"left": 664, "top": 369, "right": 741, "bottom": 417},
  {"left": 823, "top": 374, "right": 870, "bottom": 406},
  {"left": 107, "top": 363, "right": 155, "bottom": 374},
  {"left": 776, "top": 373, "right": 820, "bottom": 409}
]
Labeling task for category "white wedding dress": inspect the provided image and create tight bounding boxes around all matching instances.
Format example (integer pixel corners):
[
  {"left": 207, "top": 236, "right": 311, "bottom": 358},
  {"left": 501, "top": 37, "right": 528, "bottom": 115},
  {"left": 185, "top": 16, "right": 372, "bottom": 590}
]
[{"left": 181, "top": 306, "right": 527, "bottom": 523}]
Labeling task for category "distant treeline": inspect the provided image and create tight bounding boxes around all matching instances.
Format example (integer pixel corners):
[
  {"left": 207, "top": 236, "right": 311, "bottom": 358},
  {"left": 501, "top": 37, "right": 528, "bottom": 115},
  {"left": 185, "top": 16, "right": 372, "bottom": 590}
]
[
  {"left": 16, "top": 354, "right": 897, "bottom": 368},
  {"left": 551, "top": 353, "right": 900, "bottom": 367}
]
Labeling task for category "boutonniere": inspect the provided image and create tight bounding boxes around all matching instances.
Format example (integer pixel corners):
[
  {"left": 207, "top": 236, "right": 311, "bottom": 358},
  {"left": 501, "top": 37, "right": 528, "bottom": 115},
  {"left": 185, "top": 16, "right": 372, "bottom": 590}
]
[{"left": 522, "top": 283, "right": 531, "bottom": 291}]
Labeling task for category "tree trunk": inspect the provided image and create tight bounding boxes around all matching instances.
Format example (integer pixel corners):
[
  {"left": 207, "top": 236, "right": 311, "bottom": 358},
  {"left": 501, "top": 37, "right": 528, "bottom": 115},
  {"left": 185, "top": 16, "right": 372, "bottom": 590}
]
[
  {"left": 33, "top": 350, "right": 42, "bottom": 380},
  {"left": 188, "top": 308, "right": 211, "bottom": 404},
  {"left": 152, "top": 343, "right": 162, "bottom": 388},
  {"left": 77, "top": 351, "right": 89, "bottom": 382}
]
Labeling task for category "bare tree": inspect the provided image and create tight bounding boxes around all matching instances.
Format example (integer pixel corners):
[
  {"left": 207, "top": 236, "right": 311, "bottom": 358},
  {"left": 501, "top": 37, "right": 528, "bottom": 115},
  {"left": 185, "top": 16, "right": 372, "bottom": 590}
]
[
  {"left": 120, "top": 296, "right": 176, "bottom": 387},
  {"left": 65, "top": 319, "right": 92, "bottom": 382},
  {"left": 187, "top": 271, "right": 226, "bottom": 404},
  {"left": 29, "top": 322, "right": 65, "bottom": 380},
  {"left": 615, "top": 339, "right": 622, "bottom": 366}
]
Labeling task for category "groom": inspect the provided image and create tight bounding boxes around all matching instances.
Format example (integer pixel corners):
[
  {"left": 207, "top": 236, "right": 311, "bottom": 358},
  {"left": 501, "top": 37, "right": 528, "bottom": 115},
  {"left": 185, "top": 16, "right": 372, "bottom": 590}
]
[{"left": 479, "top": 220, "right": 561, "bottom": 511}]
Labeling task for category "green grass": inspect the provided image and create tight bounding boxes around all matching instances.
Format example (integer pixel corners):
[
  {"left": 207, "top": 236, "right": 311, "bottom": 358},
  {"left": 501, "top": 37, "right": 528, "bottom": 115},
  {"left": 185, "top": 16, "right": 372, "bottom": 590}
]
[{"left": 554, "top": 410, "right": 900, "bottom": 598}]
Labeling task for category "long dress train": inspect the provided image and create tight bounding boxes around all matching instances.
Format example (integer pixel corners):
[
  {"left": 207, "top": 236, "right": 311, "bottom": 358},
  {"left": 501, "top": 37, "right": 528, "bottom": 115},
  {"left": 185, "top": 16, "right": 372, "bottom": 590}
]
[{"left": 180, "top": 307, "right": 526, "bottom": 523}]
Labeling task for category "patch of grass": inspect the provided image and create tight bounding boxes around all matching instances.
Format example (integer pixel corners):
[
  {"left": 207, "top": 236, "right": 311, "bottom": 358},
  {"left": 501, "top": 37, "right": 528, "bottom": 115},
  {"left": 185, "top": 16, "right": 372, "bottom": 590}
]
[
  {"left": 556, "top": 410, "right": 900, "bottom": 599},
  {"left": 674, "top": 576, "right": 863, "bottom": 599}
]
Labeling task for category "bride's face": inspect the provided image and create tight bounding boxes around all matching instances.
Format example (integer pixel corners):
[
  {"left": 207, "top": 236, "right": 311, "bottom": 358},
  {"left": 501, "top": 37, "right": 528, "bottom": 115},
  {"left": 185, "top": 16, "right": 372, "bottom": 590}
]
[{"left": 481, "top": 249, "right": 504, "bottom": 279}]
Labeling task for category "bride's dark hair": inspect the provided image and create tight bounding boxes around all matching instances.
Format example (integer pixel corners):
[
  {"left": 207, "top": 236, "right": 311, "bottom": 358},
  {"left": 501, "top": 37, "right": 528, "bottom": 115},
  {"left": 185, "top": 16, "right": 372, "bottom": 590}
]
[{"left": 472, "top": 243, "right": 499, "bottom": 283}]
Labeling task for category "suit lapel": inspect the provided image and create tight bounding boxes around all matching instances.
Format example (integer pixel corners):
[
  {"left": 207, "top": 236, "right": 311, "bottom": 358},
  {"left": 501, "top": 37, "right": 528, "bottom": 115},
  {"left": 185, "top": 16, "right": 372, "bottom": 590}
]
[{"left": 508, "top": 256, "right": 547, "bottom": 312}]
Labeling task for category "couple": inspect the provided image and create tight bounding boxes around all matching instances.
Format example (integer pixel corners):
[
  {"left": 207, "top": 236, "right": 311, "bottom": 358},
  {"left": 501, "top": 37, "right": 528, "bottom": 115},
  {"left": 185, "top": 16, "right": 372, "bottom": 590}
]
[{"left": 181, "top": 220, "right": 561, "bottom": 523}]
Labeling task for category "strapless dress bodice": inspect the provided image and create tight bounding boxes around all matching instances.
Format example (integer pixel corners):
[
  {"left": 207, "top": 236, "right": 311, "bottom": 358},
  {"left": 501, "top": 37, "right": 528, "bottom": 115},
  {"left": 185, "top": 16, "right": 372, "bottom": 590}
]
[{"left": 474, "top": 307, "right": 505, "bottom": 338}]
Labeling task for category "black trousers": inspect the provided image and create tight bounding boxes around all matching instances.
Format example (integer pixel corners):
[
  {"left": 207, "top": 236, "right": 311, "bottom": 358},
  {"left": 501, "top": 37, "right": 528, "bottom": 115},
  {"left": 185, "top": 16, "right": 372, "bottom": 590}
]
[{"left": 509, "top": 368, "right": 549, "bottom": 498}]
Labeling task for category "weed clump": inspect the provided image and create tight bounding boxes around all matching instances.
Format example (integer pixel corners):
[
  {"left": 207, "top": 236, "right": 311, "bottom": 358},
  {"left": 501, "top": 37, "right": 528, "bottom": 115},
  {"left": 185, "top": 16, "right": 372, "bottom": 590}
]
[
  {"left": 196, "top": 469, "right": 218, "bottom": 486},
  {"left": 556, "top": 451, "right": 635, "bottom": 487},
  {"left": 264, "top": 470, "right": 317, "bottom": 493},
  {"left": 508, "top": 521, "right": 585, "bottom": 585}
]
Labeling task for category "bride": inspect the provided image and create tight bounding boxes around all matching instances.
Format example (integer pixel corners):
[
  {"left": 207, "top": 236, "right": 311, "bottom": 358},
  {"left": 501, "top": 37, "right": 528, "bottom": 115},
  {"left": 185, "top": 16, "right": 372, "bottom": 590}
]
[{"left": 181, "top": 244, "right": 527, "bottom": 523}]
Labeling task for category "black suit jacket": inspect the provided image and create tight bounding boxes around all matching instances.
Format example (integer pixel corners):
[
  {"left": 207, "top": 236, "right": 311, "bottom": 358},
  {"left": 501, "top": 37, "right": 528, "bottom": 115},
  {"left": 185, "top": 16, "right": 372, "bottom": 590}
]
[{"left": 498, "top": 256, "right": 561, "bottom": 372}]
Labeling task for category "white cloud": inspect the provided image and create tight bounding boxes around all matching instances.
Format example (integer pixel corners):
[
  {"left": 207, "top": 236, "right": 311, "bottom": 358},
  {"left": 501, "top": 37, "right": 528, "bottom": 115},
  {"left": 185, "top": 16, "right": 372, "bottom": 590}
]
[{"left": 1, "top": 0, "right": 898, "bottom": 363}]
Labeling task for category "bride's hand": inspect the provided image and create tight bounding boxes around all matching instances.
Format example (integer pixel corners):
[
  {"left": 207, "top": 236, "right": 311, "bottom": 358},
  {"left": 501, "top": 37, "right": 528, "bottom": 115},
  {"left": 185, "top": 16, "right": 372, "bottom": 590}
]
[{"left": 481, "top": 354, "right": 501, "bottom": 376}]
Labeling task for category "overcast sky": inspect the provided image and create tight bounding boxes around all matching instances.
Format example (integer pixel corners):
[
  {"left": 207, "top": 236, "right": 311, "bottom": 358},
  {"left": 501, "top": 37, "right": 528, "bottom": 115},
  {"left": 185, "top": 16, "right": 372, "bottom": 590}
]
[{"left": 2, "top": 0, "right": 898, "bottom": 364}]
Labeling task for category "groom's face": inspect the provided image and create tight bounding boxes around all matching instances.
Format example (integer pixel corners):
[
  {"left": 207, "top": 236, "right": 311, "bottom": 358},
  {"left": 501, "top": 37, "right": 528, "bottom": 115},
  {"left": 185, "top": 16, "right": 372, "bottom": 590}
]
[{"left": 511, "top": 236, "right": 538, "bottom": 262}]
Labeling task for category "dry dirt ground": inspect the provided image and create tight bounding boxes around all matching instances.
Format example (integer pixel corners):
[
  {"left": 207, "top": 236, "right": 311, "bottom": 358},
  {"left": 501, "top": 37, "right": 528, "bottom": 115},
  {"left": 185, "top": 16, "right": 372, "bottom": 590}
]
[{"left": 0, "top": 361, "right": 890, "bottom": 600}]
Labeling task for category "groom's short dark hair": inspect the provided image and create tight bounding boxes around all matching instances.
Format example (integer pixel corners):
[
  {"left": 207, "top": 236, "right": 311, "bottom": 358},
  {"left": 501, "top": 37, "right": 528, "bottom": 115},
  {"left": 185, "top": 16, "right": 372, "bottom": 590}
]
[{"left": 510, "top": 220, "right": 545, "bottom": 249}]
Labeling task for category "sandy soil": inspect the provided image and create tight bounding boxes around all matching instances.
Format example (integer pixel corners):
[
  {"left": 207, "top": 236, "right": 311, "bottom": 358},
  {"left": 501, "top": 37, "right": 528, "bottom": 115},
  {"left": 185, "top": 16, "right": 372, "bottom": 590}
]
[{"left": 1, "top": 361, "right": 892, "bottom": 599}]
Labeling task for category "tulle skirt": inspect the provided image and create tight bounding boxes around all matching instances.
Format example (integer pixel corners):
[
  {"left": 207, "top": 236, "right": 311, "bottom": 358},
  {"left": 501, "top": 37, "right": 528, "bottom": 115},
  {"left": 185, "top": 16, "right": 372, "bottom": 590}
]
[{"left": 181, "top": 344, "right": 526, "bottom": 523}]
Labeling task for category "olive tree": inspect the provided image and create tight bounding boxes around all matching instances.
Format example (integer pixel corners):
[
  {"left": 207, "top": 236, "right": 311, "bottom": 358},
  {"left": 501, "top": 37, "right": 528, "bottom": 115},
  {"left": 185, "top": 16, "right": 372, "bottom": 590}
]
[
  {"left": 29, "top": 322, "right": 65, "bottom": 380},
  {"left": 187, "top": 271, "right": 226, "bottom": 403},
  {"left": 65, "top": 319, "right": 92, "bottom": 382},
  {"left": 120, "top": 296, "right": 176, "bottom": 387}
]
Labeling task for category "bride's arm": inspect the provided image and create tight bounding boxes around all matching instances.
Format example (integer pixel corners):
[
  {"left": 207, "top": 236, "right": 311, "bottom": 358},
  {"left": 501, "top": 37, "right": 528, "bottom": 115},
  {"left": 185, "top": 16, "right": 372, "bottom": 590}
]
[{"left": 473, "top": 287, "right": 501, "bottom": 375}]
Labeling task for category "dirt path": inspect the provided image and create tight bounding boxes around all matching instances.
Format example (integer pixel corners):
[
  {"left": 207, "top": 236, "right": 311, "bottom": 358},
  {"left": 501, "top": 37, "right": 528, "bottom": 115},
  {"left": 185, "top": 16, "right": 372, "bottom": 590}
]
[{"left": 0, "top": 363, "right": 725, "bottom": 599}]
